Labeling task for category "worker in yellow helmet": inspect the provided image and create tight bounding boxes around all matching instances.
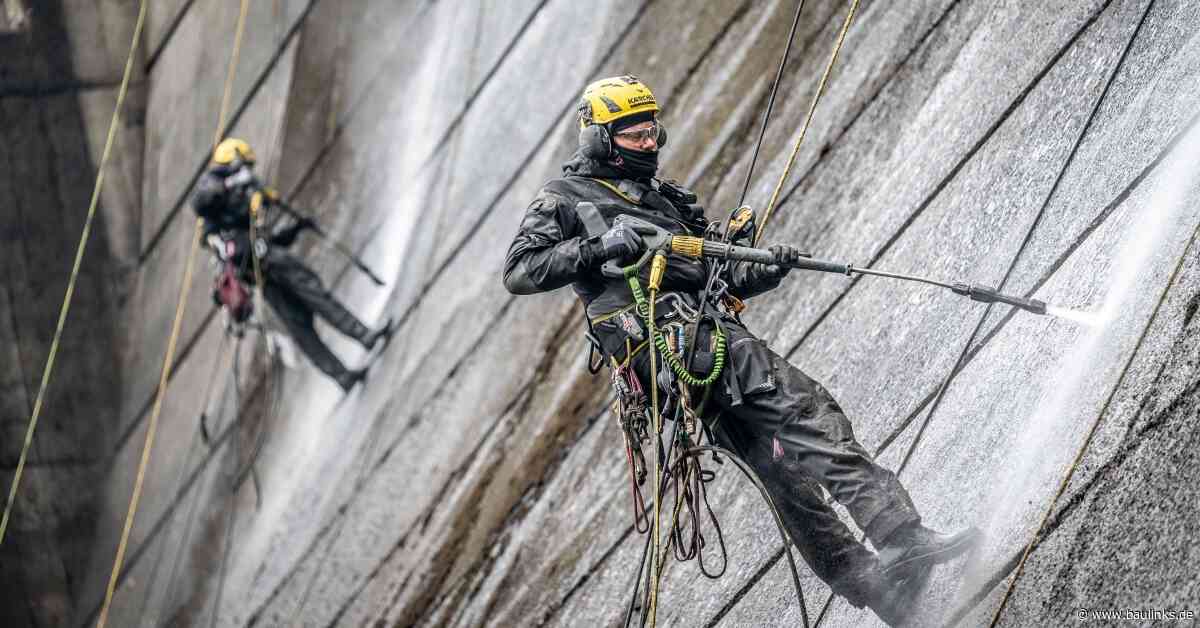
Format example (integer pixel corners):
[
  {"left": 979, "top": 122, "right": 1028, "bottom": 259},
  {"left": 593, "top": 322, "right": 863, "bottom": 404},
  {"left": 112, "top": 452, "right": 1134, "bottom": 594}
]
[
  {"left": 193, "top": 138, "right": 392, "bottom": 392},
  {"left": 502, "top": 76, "right": 979, "bottom": 626}
]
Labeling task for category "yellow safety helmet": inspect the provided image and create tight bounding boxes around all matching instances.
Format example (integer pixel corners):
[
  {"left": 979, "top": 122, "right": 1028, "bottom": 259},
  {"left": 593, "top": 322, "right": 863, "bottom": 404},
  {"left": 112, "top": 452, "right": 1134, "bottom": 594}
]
[
  {"left": 577, "top": 75, "right": 666, "bottom": 160},
  {"left": 212, "top": 137, "right": 256, "bottom": 167},
  {"left": 578, "top": 75, "right": 659, "bottom": 127}
]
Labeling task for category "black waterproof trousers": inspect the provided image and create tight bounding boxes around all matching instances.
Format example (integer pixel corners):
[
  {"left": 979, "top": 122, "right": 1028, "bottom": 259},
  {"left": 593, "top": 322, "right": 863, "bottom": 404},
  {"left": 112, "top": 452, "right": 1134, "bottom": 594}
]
[
  {"left": 628, "top": 318, "right": 920, "bottom": 603},
  {"left": 260, "top": 250, "right": 370, "bottom": 379}
]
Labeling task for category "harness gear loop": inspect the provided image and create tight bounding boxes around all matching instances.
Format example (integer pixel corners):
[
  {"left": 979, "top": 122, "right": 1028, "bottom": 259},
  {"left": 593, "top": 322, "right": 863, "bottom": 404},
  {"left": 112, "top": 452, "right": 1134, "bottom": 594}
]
[
  {"left": 97, "top": 3, "right": 252, "bottom": 626},
  {"left": 0, "top": 0, "right": 150, "bottom": 546},
  {"left": 623, "top": 253, "right": 727, "bottom": 389}
]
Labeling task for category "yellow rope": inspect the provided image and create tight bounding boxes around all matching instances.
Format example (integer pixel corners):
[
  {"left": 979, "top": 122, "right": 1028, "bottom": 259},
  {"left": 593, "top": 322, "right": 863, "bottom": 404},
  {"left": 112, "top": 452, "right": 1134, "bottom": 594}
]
[
  {"left": 95, "top": 220, "right": 202, "bottom": 628},
  {"left": 646, "top": 288, "right": 663, "bottom": 627},
  {"left": 96, "top": 2, "right": 250, "bottom": 626},
  {"left": 0, "top": 0, "right": 149, "bottom": 546},
  {"left": 754, "top": 0, "right": 860, "bottom": 246},
  {"left": 988, "top": 219, "right": 1200, "bottom": 627},
  {"left": 213, "top": 0, "right": 251, "bottom": 146}
]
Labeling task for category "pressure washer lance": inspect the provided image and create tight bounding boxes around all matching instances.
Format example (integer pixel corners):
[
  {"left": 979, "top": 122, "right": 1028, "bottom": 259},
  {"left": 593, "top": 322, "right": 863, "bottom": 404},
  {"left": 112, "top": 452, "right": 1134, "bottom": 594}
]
[
  {"left": 276, "top": 202, "right": 387, "bottom": 287},
  {"left": 604, "top": 215, "right": 1048, "bottom": 316}
]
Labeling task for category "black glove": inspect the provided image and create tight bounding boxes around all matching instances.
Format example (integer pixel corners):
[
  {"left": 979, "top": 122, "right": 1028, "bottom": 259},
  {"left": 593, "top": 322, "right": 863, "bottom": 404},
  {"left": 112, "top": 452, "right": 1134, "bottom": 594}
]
[
  {"left": 585, "top": 222, "right": 645, "bottom": 266},
  {"left": 763, "top": 244, "right": 802, "bottom": 279}
]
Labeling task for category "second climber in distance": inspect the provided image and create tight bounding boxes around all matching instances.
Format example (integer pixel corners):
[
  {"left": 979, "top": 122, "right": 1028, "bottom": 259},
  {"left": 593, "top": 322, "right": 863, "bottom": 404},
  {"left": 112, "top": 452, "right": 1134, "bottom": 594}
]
[
  {"left": 501, "top": 75, "right": 980, "bottom": 625},
  {"left": 192, "top": 138, "right": 392, "bottom": 392}
]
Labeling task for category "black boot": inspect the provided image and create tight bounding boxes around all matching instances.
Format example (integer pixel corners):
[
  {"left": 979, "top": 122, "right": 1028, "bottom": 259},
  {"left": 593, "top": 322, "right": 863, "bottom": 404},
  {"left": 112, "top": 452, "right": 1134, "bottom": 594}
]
[
  {"left": 335, "top": 367, "right": 368, "bottom": 392},
  {"left": 877, "top": 521, "right": 981, "bottom": 579},
  {"left": 835, "top": 562, "right": 927, "bottom": 627},
  {"left": 359, "top": 316, "right": 394, "bottom": 351}
]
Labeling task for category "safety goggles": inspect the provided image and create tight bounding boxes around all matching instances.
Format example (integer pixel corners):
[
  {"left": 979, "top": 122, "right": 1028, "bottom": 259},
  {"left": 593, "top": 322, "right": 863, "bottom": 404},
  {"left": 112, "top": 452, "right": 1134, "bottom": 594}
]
[{"left": 613, "top": 121, "right": 659, "bottom": 143}]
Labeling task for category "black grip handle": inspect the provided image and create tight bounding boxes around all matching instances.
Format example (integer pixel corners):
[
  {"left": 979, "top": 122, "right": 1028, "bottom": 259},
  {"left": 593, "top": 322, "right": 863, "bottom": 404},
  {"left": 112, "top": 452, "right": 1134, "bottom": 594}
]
[
  {"left": 790, "top": 257, "right": 852, "bottom": 275},
  {"left": 721, "top": 244, "right": 850, "bottom": 275}
]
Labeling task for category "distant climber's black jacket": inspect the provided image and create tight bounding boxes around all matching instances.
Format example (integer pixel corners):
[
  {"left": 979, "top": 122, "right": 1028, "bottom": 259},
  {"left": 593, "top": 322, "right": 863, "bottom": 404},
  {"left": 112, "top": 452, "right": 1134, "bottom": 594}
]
[
  {"left": 193, "top": 165, "right": 305, "bottom": 263},
  {"left": 503, "top": 152, "right": 785, "bottom": 319}
]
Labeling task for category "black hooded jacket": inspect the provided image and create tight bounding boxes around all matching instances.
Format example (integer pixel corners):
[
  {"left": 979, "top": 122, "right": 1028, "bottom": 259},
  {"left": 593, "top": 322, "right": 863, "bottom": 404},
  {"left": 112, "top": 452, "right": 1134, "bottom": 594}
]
[
  {"left": 192, "top": 165, "right": 305, "bottom": 262},
  {"left": 503, "top": 152, "right": 785, "bottom": 320}
]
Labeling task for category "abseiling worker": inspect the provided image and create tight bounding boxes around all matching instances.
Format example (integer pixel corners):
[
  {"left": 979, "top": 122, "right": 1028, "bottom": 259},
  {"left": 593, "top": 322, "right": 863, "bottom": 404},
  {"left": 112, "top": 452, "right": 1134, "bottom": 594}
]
[
  {"left": 502, "top": 75, "right": 979, "bottom": 625},
  {"left": 192, "top": 138, "right": 391, "bottom": 392}
]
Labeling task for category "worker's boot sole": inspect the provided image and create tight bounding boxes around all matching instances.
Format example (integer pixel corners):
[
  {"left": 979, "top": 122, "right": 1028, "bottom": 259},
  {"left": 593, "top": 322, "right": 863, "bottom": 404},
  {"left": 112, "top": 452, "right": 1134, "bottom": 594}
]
[{"left": 878, "top": 526, "right": 981, "bottom": 580}]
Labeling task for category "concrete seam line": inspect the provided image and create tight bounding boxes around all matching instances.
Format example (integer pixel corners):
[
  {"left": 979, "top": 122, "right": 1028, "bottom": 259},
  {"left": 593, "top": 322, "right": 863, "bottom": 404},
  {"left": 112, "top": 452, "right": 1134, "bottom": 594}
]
[
  {"left": 755, "top": 0, "right": 860, "bottom": 246},
  {"left": 989, "top": 197, "right": 1200, "bottom": 626},
  {"left": 782, "top": 0, "right": 1117, "bottom": 359},
  {"left": 369, "top": 0, "right": 661, "bottom": 363},
  {"left": 877, "top": 98, "right": 1200, "bottom": 456},
  {"left": 77, "top": 377, "right": 271, "bottom": 627},
  {"left": 98, "top": 1, "right": 251, "bottom": 622},
  {"left": 144, "top": 0, "right": 199, "bottom": 73},
  {"left": 0, "top": 0, "right": 149, "bottom": 546},
  {"left": 893, "top": 0, "right": 1156, "bottom": 479}
]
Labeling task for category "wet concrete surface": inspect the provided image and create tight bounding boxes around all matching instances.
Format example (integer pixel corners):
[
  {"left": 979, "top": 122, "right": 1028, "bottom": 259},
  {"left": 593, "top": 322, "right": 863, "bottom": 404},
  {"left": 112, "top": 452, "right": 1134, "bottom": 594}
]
[{"left": 4, "top": 0, "right": 1200, "bottom": 626}]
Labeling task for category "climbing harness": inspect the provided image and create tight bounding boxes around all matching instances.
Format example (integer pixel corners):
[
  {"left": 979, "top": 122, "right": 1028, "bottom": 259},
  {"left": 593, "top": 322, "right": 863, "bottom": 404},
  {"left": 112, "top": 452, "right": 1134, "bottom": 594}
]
[
  {"left": 0, "top": 0, "right": 149, "bottom": 546},
  {"left": 579, "top": 194, "right": 821, "bottom": 627}
]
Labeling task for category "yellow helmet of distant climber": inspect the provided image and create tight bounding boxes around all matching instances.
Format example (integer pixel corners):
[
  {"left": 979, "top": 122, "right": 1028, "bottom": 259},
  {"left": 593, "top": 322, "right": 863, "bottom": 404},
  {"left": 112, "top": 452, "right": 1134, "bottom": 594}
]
[
  {"left": 577, "top": 75, "right": 665, "bottom": 160},
  {"left": 212, "top": 138, "right": 257, "bottom": 167}
]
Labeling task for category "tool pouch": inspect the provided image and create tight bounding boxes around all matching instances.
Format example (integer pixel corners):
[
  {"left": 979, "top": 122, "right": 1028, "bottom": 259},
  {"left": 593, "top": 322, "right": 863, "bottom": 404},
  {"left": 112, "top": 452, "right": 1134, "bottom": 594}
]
[
  {"left": 724, "top": 331, "right": 777, "bottom": 405},
  {"left": 592, "top": 308, "right": 647, "bottom": 366},
  {"left": 214, "top": 261, "right": 253, "bottom": 323},
  {"left": 683, "top": 319, "right": 717, "bottom": 376}
]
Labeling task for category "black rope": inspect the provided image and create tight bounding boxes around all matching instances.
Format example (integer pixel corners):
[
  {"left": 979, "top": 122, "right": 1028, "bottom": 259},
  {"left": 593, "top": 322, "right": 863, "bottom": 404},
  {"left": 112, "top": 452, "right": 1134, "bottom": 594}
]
[
  {"left": 894, "top": 0, "right": 1155, "bottom": 478},
  {"left": 685, "top": 446, "right": 809, "bottom": 628},
  {"left": 737, "top": 0, "right": 807, "bottom": 208},
  {"left": 695, "top": 0, "right": 808, "bottom": 345}
]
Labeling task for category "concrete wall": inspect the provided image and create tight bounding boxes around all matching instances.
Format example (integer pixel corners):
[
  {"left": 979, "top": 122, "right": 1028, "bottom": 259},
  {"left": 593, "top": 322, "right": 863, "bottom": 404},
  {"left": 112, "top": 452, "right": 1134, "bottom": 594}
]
[{"left": 4, "top": 0, "right": 1199, "bottom": 626}]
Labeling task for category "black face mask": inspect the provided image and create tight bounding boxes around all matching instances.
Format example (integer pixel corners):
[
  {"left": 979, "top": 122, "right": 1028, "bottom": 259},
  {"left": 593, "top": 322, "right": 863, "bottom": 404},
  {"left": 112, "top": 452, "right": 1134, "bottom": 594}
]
[{"left": 612, "top": 144, "right": 659, "bottom": 180}]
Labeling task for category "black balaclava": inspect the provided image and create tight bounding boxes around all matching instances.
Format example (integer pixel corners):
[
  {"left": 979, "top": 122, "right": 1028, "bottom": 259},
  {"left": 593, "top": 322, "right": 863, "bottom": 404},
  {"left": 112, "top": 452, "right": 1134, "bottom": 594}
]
[{"left": 609, "top": 112, "right": 658, "bottom": 180}]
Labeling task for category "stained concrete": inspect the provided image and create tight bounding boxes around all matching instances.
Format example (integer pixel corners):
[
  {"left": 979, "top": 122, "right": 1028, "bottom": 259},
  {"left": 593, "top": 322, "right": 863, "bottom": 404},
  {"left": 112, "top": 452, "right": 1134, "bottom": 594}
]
[{"left": 3, "top": 0, "right": 1199, "bottom": 626}]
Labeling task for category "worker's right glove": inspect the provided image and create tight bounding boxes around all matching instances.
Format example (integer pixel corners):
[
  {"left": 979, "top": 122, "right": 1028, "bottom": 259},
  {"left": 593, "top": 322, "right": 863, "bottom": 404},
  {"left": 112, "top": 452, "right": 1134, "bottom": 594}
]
[
  {"left": 764, "top": 244, "right": 802, "bottom": 279},
  {"left": 585, "top": 222, "right": 645, "bottom": 266}
]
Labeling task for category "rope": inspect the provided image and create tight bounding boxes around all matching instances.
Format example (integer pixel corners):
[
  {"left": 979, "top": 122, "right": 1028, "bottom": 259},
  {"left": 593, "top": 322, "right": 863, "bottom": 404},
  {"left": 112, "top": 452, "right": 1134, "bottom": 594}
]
[
  {"left": 686, "top": 446, "right": 810, "bottom": 628},
  {"left": 96, "top": 220, "right": 203, "bottom": 628},
  {"left": 646, "top": 287, "right": 664, "bottom": 627},
  {"left": 892, "top": 0, "right": 1154, "bottom": 481},
  {"left": 0, "top": 0, "right": 149, "bottom": 546},
  {"left": 754, "top": 0, "right": 860, "bottom": 246},
  {"left": 212, "top": 0, "right": 251, "bottom": 147},
  {"left": 989, "top": 218, "right": 1200, "bottom": 627},
  {"left": 96, "top": 2, "right": 250, "bottom": 625},
  {"left": 737, "top": 0, "right": 806, "bottom": 208}
]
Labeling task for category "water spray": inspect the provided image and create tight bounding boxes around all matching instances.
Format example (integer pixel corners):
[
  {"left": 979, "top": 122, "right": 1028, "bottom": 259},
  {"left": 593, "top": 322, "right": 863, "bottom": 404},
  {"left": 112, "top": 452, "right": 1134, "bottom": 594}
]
[{"left": 605, "top": 215, "right": 1065, "bottom": 318}]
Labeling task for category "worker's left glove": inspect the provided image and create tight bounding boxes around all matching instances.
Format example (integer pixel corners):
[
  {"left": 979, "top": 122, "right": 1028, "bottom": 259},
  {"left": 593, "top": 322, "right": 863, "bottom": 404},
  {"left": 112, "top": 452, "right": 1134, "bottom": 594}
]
[
  {"left": 761, "top": 244, "right": 802, "bottom": 279},
  {"left": 582, "top": 222, "right": 645, "bottom": 267}
]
